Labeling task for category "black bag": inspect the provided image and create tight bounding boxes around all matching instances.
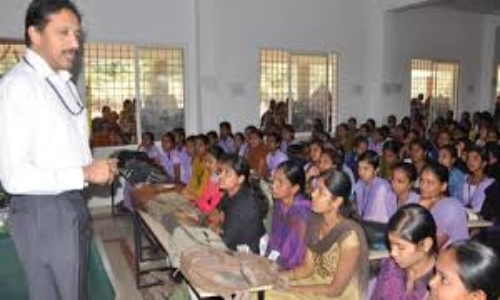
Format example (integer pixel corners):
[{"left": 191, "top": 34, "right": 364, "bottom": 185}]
[
  {"left": 361, "top": 220, "right": 388, "bottom": 251},
  {"left": 112, "top": 150, "right": 167, "bottom": 186},
  {"left": 0, "top": 181, "right": 10, "bottom": 208},
  {"left": 480, "top": 180, "right": 500, "bottom": 222}
]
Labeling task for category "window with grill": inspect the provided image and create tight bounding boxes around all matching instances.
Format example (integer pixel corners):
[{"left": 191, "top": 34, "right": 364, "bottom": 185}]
[
  {"left": 84, "top": 44, "right": 185, "bottom": 146},
  {"left": 410, "top": 58, "right": 459, "bottom": 122},
  {"left": 137, "top": 48, "right": 185, "bottom": 140},
  {"left": 260, "top": 49, "right": 338, "bottom": 133},
  {"left": 496, "top": 65, "right": 500, "bottom": 98},
  {"left": 0, "top": 41, "right": 26, "bottom": 78}
]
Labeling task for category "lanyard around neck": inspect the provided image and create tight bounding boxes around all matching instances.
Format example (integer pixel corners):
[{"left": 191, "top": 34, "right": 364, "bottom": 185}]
[{"left": 23, "top": 57, "right": 84, "bottom": 116}]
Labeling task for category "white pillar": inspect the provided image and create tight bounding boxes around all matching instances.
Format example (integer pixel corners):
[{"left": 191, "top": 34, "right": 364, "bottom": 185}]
[
  {"left": 478, "top": 16, "right": 500, "bottom": 113},
  {"left": 184, "top": 0, "right": 202, "bottom": 135}
]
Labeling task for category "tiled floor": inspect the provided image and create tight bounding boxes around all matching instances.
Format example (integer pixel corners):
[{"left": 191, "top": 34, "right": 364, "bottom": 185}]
[{"left": 91, "top": 209, "right": 176, "bottom": 300}]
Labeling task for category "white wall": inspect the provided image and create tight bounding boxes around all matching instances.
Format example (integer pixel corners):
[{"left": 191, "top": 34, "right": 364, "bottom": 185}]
[
  {"left": 197, "top": 0, "right": 371, "bottom": 131},
  {"left": 382, "top": 7, "right": 484, "bottom": 120},
  {"left": 481, "top": 15, "right": 500, "bottom": 110}
]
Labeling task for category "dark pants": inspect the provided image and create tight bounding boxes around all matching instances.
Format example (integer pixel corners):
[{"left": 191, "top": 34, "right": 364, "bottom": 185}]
[{"left": 10, "top": 191, "right": 91, "bottom": 300}]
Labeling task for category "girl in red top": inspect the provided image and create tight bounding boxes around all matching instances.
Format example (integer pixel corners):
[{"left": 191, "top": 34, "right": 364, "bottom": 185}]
[{"left": 197, "top": 145, "right": 225, "bottom": 214}]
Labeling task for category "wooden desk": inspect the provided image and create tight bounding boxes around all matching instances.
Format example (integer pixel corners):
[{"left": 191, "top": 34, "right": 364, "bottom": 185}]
[
  {"left": 137, "top": 195, "right": 272, "bottom": 298},
  {"left": 466, "top": 210, "right": 494, "bottom": 229},
  {"left": 467, "top": 220, "right": 493, "bottom": 229}
]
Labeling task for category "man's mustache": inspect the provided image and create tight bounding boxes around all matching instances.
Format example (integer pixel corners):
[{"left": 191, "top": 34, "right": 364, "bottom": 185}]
[{"left": 62, "top": 49, "right": 78, "bottom": 56}]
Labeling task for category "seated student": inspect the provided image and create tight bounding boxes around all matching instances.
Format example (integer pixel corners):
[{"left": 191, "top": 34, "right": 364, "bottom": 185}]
[
  {"left": 233, "top": 132, "right": 245, "bottom": 156},
  {"left": 311, "top": 118, "right": 326, "bottom": 141},
  {"left": 246, "top": 129, "right": 269, "bottom": 178},
  {"left": 318, "top": 147, "right": 342, "bottom": 173},
  {"left": 454, "top": 137, "right": 471, "bottom": 173},
  {"left": 266, "top": 132, "right": 288, "bottom": 179},
  {"left": 379, "top": 140, "right": 401, "bottom": 180},
  {"left": 475, "top": 124, "right": 489, "bottom": 147},
  {"left": 486, "top": 127, "right": 499, "bottom": 144},
  {"left": 265, "top": 170, "right": 368, "bottom": 299},
  {"left": 418, "top": 163, "right": 469, "bottom": 246},
  {"left": 429, "top": 240, "right": 500, "bottom": 300},
  {"left": 353, "top": 150, "right": 395, "bottom": 223},
  {"left": 159, "top": 132, "right": 184, "bottom": 184},
  {"left": 408, "top": 138, "right": 430, "bottom": 176},
  {"left": 178, "top": 135, "right": 195, "bottom": 185},
  {"left": 369, "top": 127, "right": 385, "bottom": 155},
  {"left": 318, "top": 147, "right": 355, "bottom": 186},
  {"left": 197, "top": 145, "right": 225, "bottom": 215},
  {"left": 335, "top": 123, "right": 353, "bottom": 153},
  {"left": 218, "top": 121, "right": 236, "bottom": 154},
  {"left": 432, "top": 130, "right": 453, "bottom": 161},
  {"left": 281, "top": 124, "right": 296, "bottom": 154},
  {"left": 438, "top": 145, "right": 466, "bottom": 200},
  {"left": 372, "top": 204, "right": 438, "bottom": 300},
  {"left": 267, "top": 161, "right": 310, "bottom": 270},
  {"left": 399, "top": 128, "right": 419, "bottom": 161},
  {"left": 181, "top": 134, "right": 210, "bottom": 202},
  {"left": 172, "top": 127, "right": 185, "bottom": 151},
  {"left": 389, "top": 162, "right": 420, "bottom": 209},
  {"left": 345, "top": 135, "right": 369, "bottom": 181},
  {"left": 137, "top": 131, "right": 161, "bottom": 162},
  {"left": 238, "top": 125, "right": 257, "bottom": 158},
  {"left": 216, "top": 154, "right": 268, "bottom": 253},
  {"left": 485, "top": 142, "right": 500, "bottom": 181},
  {"left": 305, "top": 139, "right": 323, "bottom": 172},
  {"left": 462, "top": 145, "right": 495, "bottom": 213},
  {"left": 206, "top": 130, "right": 219, "bottom": 146}
]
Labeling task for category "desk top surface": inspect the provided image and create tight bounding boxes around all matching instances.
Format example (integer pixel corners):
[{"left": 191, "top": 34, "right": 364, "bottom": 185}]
[{"left": 137, "top": 195, "right": 276, "bottom": 297}]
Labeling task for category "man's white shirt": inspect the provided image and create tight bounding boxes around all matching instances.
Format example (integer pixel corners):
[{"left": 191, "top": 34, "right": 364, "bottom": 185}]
[{"left": 0, "top": 49, "right": 92, "bottom": 195}]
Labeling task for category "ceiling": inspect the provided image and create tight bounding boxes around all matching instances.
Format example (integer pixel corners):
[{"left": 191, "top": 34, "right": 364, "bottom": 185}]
[{"left": 425, "top": 0, "right": 500, "bottom": 15}]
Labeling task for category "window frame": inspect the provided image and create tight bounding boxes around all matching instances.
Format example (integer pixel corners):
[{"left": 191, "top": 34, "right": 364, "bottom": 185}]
[
  {"left": 259, "top": 48, "right": 339, "bottom": 136},
  {"left": 410, "top": 57, "right": 460, "bottom": 123},
  {"left": 83, "top": 42, "right": 187, "bottom": 146}
]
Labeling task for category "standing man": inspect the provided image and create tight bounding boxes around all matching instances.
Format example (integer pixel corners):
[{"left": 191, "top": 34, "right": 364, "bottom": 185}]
[{"left": 0, "top": 1, "right": 117, "bottom": 299}]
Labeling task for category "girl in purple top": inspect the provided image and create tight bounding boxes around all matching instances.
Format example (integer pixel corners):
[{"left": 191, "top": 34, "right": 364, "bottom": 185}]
[
  {"left": 304, "top": 139, "right": 323, "bottom": 172},
  {"left": 369, "top": 128, "right": 385, "bottom": 155},
  {"left": 265, "top": 132, "right": 288, "bottom": 179},
  {"left": 389, "top": 162, "right": 420, "bottom": 211},
  {"left": 354, "top": 150, "right": 395, "bottom": 223},
  {"left": 372, "top": 204, "right": 437, "bottom": 300},
  {"left": 218, "top": 121, "right": 236, "bottom": 154},
  {"left": 137, "top": 131, "right": 161, "bottom": 162},
  {"left": 159, "top": 132, "right": 182, "bottom": 184},
  {"left": 178, "top": 136, "right": 195, "bottom": 185},
  {"left": 419, "top": 163, "right": 469, "bottom": 246},
  {"left": 280, "top": 124, "right": 295, "bottom": 154},
  {"left": 462, "top": 145, "right": 495, "bottom": 213},
  {"left": 234, "top": 132, "right": 245, "bottom": 156},
  {"left": 267, "top": 161, "right": 310, "bottom": 270}
]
